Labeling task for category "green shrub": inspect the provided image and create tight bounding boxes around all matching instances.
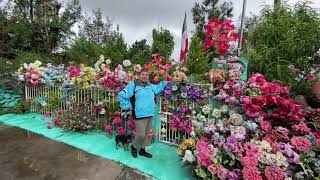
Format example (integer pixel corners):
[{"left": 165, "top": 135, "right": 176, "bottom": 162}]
[{"left": 248, "top": 2, "right": 320, "bottom": 96}]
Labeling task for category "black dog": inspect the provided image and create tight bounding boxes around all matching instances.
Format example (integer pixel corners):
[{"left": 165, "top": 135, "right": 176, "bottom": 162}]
[{"left": 115, "top": 134, "right": 133, "bottom": 151}]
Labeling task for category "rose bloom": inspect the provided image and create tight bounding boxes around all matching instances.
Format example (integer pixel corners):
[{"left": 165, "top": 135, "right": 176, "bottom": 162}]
[{"left": 229, "top": 113, "right": 244, "bottom": 126}]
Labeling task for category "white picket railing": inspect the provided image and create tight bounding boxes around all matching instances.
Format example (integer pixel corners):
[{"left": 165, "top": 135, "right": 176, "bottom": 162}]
[
  {"left": 25, "top": 84, "right": 211, "bottom": 145},
  {"left": 158, "top": 84, "right": 211, "bottom": 145}
]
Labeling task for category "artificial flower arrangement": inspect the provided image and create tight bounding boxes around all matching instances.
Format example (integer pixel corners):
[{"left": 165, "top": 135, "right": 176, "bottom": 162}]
[
  {"left": 144, "top": 54, "right": 173, "bottom": 84},
  {"left": 175, "top": 18, "right": 320, "bottom": 180},
  {"left": 204, "top": 18, "right": 239, "bottom": 56},
  {"left": 52, "top": 101, "right": 98, "bottom": 131},
  {"left": 69, "top": 64, "right": 96, "bottom": 90},
  {"left": 179, "top": 73, "right": 320, "bottom": 180},
  {"left": 16, "top": 60, "right": 43, "bottom": 86}
]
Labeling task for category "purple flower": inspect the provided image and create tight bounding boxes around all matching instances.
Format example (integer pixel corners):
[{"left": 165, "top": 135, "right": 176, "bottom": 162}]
[
  {"left": 163, "top": 82, "right": 173, "bottom": 98},
  {"left": 227, "top": 169, "right": 242, "bottom": 180},
  {"left": 223, "top": 136, "right": 239, "bottom": 152},
  {"left": 212, "top": 134, "right": 225, "bottom": 147},
  {"left": 187, "top": 85, "right": 204, "bottom": 101}
]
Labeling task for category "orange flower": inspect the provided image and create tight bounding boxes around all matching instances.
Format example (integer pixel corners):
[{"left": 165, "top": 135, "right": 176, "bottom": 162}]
[{"left": 210, "top": 69, "right": 226, "bottom": 83}]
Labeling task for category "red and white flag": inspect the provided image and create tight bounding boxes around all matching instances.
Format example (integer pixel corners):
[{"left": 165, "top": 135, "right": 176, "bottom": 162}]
[{"left": 180, "top": 12, "right": 188, "bottom": 62}]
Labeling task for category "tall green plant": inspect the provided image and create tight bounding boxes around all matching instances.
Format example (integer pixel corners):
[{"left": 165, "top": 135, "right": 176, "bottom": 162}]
[{"left": 248, "top": 2, "right": 320, "bottom": 95}]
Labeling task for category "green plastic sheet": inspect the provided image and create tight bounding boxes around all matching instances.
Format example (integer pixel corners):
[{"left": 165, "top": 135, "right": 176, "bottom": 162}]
[{"left": 0, "top": 113, "right": 193, "bottom": 180}]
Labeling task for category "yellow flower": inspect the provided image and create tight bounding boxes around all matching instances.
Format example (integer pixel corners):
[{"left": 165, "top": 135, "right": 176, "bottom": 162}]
[
  {"left": 17, "top": 66, "right": 24, "bottom": 74},
  {"left": 179, "top": 143, "right": 187, "bottom": 150},
  {"left": 76, "top": 77, "right": 82, "bottom": 83}
]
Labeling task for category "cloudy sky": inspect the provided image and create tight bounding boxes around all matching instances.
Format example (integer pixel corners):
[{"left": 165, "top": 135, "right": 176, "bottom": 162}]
[{"left": 1, "top": 0, "right": 319, "bottom": 59}]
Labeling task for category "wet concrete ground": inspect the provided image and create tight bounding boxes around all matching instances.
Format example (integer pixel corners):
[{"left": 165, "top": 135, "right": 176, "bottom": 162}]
[{"left": 0, "top": 123, "right": 150, "bottom": 180}]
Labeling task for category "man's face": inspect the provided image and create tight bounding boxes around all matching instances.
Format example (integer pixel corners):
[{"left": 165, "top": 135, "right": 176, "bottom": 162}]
[{"left": 139, "top": 71, "right": 149, "bottom": 84}]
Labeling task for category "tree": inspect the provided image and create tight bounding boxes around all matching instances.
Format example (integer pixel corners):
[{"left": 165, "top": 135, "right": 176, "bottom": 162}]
[
  {"left": 0, "top": 8, "right": 10, "bottom": 55},
  {"left": 186, "top": 34, "right": 210, "bottom": 83},
  {"left": 151, "top": 28, "right": 174, "bottom": 61},
  {"left": 192, "top": 0, "right": 233, "bottom": 40},
  {"left": 248, "top": 2, "right": 320, "bottom": 96},
  {"left": 127, "top": 39, "right": 151, "bottom": 65},
  {"left": 79, "top": 8, "right": 114, "bottom": 44},
  {"left": 5, "top": 0, "right": 81, "bottom": 53}
]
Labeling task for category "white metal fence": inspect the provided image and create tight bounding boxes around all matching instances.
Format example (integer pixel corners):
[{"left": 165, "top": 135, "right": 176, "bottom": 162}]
[{"left": 25, "top": 84, "right": 211, "bottom": 145}]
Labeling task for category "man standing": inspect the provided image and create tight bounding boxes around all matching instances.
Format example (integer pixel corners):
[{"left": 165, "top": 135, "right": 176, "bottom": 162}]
[{"left": 117, "top": 70, "right": 168, "bottom": 158}]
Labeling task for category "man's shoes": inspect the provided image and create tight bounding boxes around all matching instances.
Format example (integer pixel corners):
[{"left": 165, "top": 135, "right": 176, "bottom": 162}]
[
  {"left": 139, "top": 148, "right": 152, "bottom": 158},
  {"left": 131, "top": 145, "right": 137, "bottom": 158}
]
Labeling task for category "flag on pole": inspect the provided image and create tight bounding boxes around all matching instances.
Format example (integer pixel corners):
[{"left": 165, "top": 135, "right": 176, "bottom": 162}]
[{"left": 180, "top": 12, "right": 188, "bottom": 62}]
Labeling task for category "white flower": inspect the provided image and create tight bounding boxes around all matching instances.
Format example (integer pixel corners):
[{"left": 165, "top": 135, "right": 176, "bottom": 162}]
[
  {"left": 99, "top": 55, "right": 105, "bottom": 61},
  {"left": 118, "top": 71, "right": 127, "bottom": 82},
  {"left": 182, "top": 150, "right": 196, "bottom": 163},
  {"left": 123, "top": 59, "right": 132, "bottom": 67},
  {"left": 317, "top": 48, "right": 320, "bottom": 56},
  {"left": 202, "top": 105, "right": 211, "bottom": 115},
  {"left": 212, "top": 108, "right": 222, "bottom": 118},
  {"left": 181, "top": 93, "right": 187, "bottom": 98},
  {"left": 190, "top": 131, "right": 195, "bottom": 137},
  {"left": 229, "top": 113, "right": 244, "bottom": 126},
  {"left": 18, "top": 75, "right": 25, "bottom": 81},
  {"left": 99, "top": 108, "right": 106, "bottom": 115},
  {"left": 172, "top": 85, "right": 178, "bottom": 91},
  {"left": 105, "top": 59, "right": 111, "bottom": 64},
  {"left": 220, "top": 105, "right": 229, "bottom": 113}
]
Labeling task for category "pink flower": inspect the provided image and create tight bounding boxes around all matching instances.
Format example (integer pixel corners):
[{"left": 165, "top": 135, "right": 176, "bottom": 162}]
[
  {"left": 240, "top": 156, "right": 259, "bottom": 167},
  {"left": 112, "top": 116, "right": 121, "bottom": 125},
  {"left": 307, "top": 74, "right": 316, "bottom": 81},
  {"left": 208, "top": 164, "right": 229, "bottom": 180},
  {"left": 116, "top": 126, "right": 126, "bottom": 135},
  {"left": 292, "top": 123, "right": 311, "bottom": 135},
  {"left": 264, "top": 166, "right": 286, "bottom": 180},
  {"left": 69, "top": 66, "right": 81, "bottom": 78},
  {"left": 104, "top": 124, "right": 112, "bottom": 135},
  {"left": 196, "top": 139, "right": 212, "bottom": 167},
  {"left": 291, "top": 137, "right": 312, "bottom": 153},
  {"left": 206, "top": 144, "right": 218, "bottom": 157},
  {"left": 242, "top": 97, "right": 252, "bottom": 105},
  {"left": 260, "top": 121, "right": 272, "bottom": 132},
  {"left": 242, "top": 167, "right": 263, "bottom": 180},
  {"left": 244, "top": 142, "right": 262, "bottom": 158},
  {"left": 47, "top": 125, "right": 52, "bottom": 129},
  {"left": 44, "top": 111, "right": 51, "bottom": 117}
]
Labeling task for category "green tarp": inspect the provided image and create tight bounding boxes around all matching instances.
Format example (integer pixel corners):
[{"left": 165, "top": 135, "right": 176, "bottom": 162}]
[{"left": 0, "top": 113, "right": 193, "bottom": 180}]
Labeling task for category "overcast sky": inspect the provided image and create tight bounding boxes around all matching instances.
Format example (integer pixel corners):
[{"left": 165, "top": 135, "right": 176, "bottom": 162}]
[{"left": 1, "top": 0, "right": 319, "bottom": 59}]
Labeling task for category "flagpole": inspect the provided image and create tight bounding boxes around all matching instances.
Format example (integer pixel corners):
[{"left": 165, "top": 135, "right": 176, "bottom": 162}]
[{"left": 238, "top": 0, "right": 247, "bottom": 56}]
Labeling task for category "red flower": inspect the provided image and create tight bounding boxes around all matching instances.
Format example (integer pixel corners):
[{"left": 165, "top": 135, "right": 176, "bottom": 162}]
[
  {"left": 260, "top": 121, "right": 272, "bottom": 132},
  {"left": 112, "top": 116, "right": 121, "bottom": 125},
  {"left": 252, "top": 97, "right": 266, "bottom": 106},
  {"left": 116, "top": 126, "right": 126, "bottom": 135},
  {"left": 245, "top": 104, "right": 261, "bottom": 118}
]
